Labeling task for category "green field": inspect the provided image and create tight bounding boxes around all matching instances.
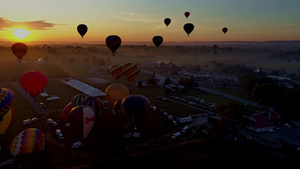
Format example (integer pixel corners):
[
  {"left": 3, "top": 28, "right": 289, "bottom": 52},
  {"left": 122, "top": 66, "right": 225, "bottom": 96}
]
[{"left": 0, "top": 43, "right": 293, "bottom": 168}]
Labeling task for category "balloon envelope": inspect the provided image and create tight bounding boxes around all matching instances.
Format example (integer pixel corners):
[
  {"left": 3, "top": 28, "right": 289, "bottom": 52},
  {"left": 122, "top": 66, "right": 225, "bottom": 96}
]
[
  {"left": 164, "top": 18, "right": 171, "bottom": 27},
  {"left": 20, "top": 70, "right": 48, "bottom": 97},
  {"left": 183, "top": 23, "right": 194, "bottom": 36},
  {"left": 122, "top": 63, "right": 141, "bottom": 84},
  {"left": 11, "top": 42, "right": 27, "bottom": 62},
  {"left": 80, "top": 96, "right": 104, "bottom": 117},
  {"left": 109, "top": 64, "right": 123, "bottom": 80},
  {"left": 69, "top": 106, "right": 96, "bottom": 138},
  {"left": 9, "top": 128, "right": 46, "bottom": 156},
  {"left": 77, "top": 24, "right": 88, "bottom": 39},
  {"left": 0, "top": 88, "right": 14, "bottom": 120},
  {"left": 0, "top": 107, "right": 14, "bottom": 135},
  {"left": 71, "top": 93, "right": 88, "bottom": 107},
  {"left": 121, "top": 94, "right": 151, "bottom": 129},
  {"left": 222, "top": 27, "right": 228, "bottom": 34},
  {"left": 105, "top": 83, "right": 129, "bottom": 104},
  {"left": 106, "top": 35, "right": 121, "bottom": 55},
  {"left": 152, "top": 36, "right": 163, "bottom": 48},
  {"left": 184, "top": 12, "right": 190, "bottom": 18},
  {"left": 60, "top": 102, "right": 73, "bottom": 124}
]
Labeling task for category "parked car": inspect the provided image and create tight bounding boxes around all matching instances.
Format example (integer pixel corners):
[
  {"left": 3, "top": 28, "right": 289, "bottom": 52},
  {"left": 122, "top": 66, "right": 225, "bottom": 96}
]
[
  {"left": 55, "top": 129, "right": 64, "bottom": 140},
  {"left": 52, "top": 121, "right": 58, "bottom": 126},
  {"left": 23, "top": 119, "right": 31, "bottom": 125},
  {"left": 72, "top": 141, "right": 83, "bottom": 148},
  {"left": 31, "top": 117, "right": 38, "bottom": 123},
  {"left": 47, "top": 118, "right": 53, "bottom": 124}
]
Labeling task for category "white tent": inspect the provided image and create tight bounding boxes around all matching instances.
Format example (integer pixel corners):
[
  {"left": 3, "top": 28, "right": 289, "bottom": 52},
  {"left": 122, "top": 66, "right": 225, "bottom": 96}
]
[{"left": 65, "top": 79, "right": 105, "bottom": 97}]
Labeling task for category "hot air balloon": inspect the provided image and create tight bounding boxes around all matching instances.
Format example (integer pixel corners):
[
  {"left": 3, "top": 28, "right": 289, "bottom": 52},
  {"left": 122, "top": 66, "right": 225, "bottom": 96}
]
[
  {"left": 80, "top": 96, "right": 104, "bottom": 117},
  {"left": 0, "top": 107, "right": 14, "bottom": 135},
  {"left": 3, "top": 88, "right": 15, "bottom": 97},
  {"left": 60, "top": 102, "right": 73, "bottom": 124},
  {"left": 71, "top": 93, "right": 88, "bottom": 107},
  {"left": 69, "top": 106, "right": 96, "bottom": 139},
  {"left": 109, "top": 64, "right": 123, "bottom": 81},
  {"left": 105, "top": 83, "right": 129, "bottom": 105},
  {"left": 184, "top": 12, "right": 190, "bottom": 18},
  {"left": 0, "top": 88, "right": 14, "bottom": 120},
  {"left": 77, "top": 24, "right": 88, "bottom": 39},
  {"left": 164, "top": 18, "right": 171, "bottom": 27},
  {"left": 106, "top": 35, "right": 121, "bottom": 55},
  {"left": 11, "top": 42, "right": 27, "bottom": 63},
  {"left": 20, "top": 70, "right": 48, "bottom": 97},
  {"left": 122, "top": 63, "right": 141, "bottom": 85},
  {"left": 121, "top": 94, "right": 151, "bottom": 130},
  {"left": 9, "top": 128, "right": 46, "bottom": 156},
  {"left": 222, "top": 27, "right": 228, "bottom": 34},
  {"left": 152, "top": 36, "right": 163, "bottom": 49},
  {"left": 114, "top": 99, "right": 126, "bottom": 123},
  {"left": 183, "top": 23, "right": 194, "bottom": 36}
]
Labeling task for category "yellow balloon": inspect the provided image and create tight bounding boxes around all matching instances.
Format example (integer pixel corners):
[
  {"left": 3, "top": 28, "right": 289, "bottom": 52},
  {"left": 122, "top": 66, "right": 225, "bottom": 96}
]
[
  {"left": 0, "top": 107, "right": 14, "bottom": 135},
  {"left": 105, "top": 83, "right": 129, "bottom": 104}
]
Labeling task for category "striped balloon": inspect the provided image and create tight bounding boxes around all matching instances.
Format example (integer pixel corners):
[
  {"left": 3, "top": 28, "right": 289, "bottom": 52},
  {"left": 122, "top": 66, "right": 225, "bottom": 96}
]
[
  {"left": 0, "top": 88, "right": 14, "bottom": 120},
  {"left": 121, "top": 94, "right": 151, "bottom": 129},
  {"left": 80, "top": 96, "right": 104, "bottom": 117},
  {"left": 0, "top": 106, "right": 14, "bottom": 135},
  {"left": 109, "top": 64, "right": 123, "bottom": 80},
  {"left": 122, "top": 63, "right": 141, "bottom": 84},
  {"left": 9, "top": 128, "right": 46, "bottom": 156},
  {"left": 71, "top": 93, "right": 88, "bottom": 107}
]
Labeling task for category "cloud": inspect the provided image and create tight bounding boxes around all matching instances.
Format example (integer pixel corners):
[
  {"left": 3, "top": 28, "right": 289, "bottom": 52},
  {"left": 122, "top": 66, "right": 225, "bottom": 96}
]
[{"left": 0, "top": 17, "right": 55, "bottom": 30}]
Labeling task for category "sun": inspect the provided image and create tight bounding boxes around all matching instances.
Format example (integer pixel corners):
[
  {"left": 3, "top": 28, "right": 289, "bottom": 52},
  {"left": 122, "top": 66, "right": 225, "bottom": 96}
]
[{"left": 13, "top": 28, "right": 31, "bottom": 40}]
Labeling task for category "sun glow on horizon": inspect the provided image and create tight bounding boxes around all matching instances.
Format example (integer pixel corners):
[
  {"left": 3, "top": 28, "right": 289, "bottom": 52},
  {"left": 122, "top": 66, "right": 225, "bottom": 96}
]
[{"left": 13, "top": 28, "right": 31, "bottom": 40}]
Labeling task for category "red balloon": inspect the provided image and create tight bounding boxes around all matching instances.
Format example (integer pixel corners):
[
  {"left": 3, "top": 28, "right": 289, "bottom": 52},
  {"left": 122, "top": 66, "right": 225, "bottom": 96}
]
[
  {"left": 11, "top": 43, "right": 27, "bottom": 63},
  {"left": 184, "top": 12, "right": 190, "bottom": 18},
  {"left": 69, "top": 105, "right": 96, "bottom": 139},
  {"left": 20, "top": 70, "right": 48, "bottom": 97},
  {"left": 60, "top": 102, "right": 73, "bottom": 124}
]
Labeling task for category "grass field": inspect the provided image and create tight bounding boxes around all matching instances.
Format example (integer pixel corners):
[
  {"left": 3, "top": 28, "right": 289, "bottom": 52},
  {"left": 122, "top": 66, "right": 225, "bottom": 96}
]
[{"left": 1, "top": 43, "right": 297, "bottom": 168}]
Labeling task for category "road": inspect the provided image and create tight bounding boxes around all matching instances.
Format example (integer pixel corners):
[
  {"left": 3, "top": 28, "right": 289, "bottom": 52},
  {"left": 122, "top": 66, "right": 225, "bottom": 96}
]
[{"left": 194, "top": 86, "right": 275, "bottom": 111}]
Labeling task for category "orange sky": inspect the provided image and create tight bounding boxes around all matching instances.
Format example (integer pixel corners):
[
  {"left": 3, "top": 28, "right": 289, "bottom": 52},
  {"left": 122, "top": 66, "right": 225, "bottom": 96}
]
[{"left": 1, "top": 0, "right": 300, "bottom": 43}]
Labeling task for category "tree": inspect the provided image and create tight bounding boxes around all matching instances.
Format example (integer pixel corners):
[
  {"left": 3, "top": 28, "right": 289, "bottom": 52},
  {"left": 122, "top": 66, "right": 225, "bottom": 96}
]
[
  {"left": 250, "top": 83, "right": 282, "bottom": 110},
  {"left": 164, "top": 78, "right": 172, "bottom": 86},
  {"left": 238, "top": 73, "right": 257, "bottom": 99},
  {"left": 216, "top": 101, "right": 248, "bottom": 122}
]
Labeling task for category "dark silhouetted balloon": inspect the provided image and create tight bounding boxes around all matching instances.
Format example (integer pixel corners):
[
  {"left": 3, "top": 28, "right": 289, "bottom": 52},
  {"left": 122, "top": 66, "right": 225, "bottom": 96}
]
[
  {"left": 164, "top": 18, "right": 171, "bottom": 27},
  {"left": 184, "top": 12, "right": 190, "bottom": 18},
  {"left": 69, "top": 105, "right": 95, "bottom": 139},
  {"left": 11, "top": 42, "right": 27, "bottom": 62},
  {"left": 106, "top": 35, "right": 121, "bottom": 55},
  {"left": 152, "top": 36, "right": 163, "bottom": 48},
  {"left": 183, "top": 23, "right": 194, "bottom": 36},
  {"left": 121, "top": 94, "right": 151, "bottom": 129},
  {"left": 20, "top": 70, "right": 48, "bottom": 97},
  {"left": 222, "top": 27, "right": 228, "bottom": 34},
  {"left": 77, "top": 24, "right": 88, "bottom": 39}
]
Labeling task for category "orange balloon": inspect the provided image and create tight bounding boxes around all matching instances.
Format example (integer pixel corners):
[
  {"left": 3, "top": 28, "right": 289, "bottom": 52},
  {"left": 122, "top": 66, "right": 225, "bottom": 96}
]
[{"left": 105, "top": 83, "right": 129, "bottom": 104}]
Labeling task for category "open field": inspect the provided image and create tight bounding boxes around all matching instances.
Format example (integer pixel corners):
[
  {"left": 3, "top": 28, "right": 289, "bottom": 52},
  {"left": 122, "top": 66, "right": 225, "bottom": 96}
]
[{"left": 1, "top": 42, "right": 300, "bottom": 168}]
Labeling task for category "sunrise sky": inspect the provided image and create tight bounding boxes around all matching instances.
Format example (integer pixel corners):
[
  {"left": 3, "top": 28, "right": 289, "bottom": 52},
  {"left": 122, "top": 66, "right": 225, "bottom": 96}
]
[{"left": 0, "top": 0, "right": 299, "bottom": 43}]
